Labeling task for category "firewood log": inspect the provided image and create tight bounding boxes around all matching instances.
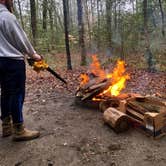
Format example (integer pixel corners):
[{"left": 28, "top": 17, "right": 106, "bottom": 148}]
[
  {"left": 127, "top": 101, "right": 149, "bottom": 114},
  {"left": 81, "top": 78, "right": 107, "bottom": 91},
  {"left": 127, "top": 98, "right": 165, "bottom": 114},
  {"left": 118, "top": 100, "right": 127, "bottom": 113},
  {"left": 99, "top": 100, "right": 120, "bottom": 112},
  {"left": 144, "top": 96, "right": 166, "bottom": 107},
  {"left": 81, "top": 84, "right": 109, "bottom": 101},
  {"left": 103, "top": 107, "right": 129, "bottom": 133},
  {"left": 88, "top": 81, "right": 108, "bottom": 92},
  {"left": 126, "top": 108, "right": 144, "bottom": 121}
]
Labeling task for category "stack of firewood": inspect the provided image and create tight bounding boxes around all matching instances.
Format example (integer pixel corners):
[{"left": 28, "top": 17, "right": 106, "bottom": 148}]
[
  {"left": 75, "top": 78, "right": 166, "bottom": 138},
  {"left": 101, "top": 95, "right": 166, "bottom": 138}
]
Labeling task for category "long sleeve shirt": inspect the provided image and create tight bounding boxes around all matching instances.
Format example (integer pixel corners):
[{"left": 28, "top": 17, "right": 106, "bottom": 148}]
[{"left": 0, "top": 4, "right": 36, "bottom": 60}]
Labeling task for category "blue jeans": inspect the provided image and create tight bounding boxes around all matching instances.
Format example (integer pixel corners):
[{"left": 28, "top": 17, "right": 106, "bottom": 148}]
[{"left": 0, "top": 58, "right": 26, "bottom": 123}]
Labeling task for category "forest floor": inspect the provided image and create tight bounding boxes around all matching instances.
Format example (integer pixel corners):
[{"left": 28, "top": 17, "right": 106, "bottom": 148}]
[{"left": 0, "top": 53, "right": 166, "bottom": 166}]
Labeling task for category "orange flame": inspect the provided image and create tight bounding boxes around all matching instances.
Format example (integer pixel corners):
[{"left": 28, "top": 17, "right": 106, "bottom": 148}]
[
  {"left": 101, "top": 60, "right": 130, "bottom": 96},
  {"left": 80, "top": 73, "right": 89, "bottom": 86},
  {"left": 90, "top": 55, "right": 106, "bottom": 80},
  {"left": 80, "top": 56, "right": 130, "bottom": 97}
]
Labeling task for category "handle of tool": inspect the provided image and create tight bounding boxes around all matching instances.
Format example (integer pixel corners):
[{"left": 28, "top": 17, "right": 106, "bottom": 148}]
[{"left": 47, "top": 67, "right": 67, "bottom": 84}]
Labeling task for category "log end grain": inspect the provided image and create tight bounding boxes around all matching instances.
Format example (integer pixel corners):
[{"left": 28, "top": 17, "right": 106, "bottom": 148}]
[{"left": 103, "top": 107, "right": 130, "bottom": 133}]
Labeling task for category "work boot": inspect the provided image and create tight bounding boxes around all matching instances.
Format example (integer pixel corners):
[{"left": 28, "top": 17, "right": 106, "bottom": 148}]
[
  {"left": 2, "top": 116, "right": 13, "bottom": 137},
  {"left": 13, "top": 123, "right": 40, "bottom": 141}
]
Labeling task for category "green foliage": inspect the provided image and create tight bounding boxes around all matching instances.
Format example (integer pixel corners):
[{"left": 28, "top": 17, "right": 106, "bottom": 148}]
[{"left": 14, "top": 0, "right": 166, "bottom": 71}]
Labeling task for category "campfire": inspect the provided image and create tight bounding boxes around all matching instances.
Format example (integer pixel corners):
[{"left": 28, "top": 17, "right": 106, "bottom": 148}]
[
  {"left": 76, "top": 55, "right": 166, "bottom": 139},
  {"left": 77, "top": 55, "right": 130, "bottom": 101}
]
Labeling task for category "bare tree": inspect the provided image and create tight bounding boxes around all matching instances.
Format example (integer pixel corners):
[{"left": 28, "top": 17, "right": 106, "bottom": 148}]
[
  {"left": 62, "top": 0, "right": 72, "bottom": 70},
  {"left": 97, "top": 0, "right": 101, "bottom": 50},
  {"left": 84, "top": 0, "right": 92, "bottom": 49},
  {"left": 159, "top": 0, "right": 165, "bottom": 37},
  {"left": 77, "top": 0, "right": 86, "bottom": 66},
  {"left": 143, "top": 0, "right": 155, "bottom": 72},
  {"left": 30, "top": 0, "right": 37, "bottom": 45},
  {"left": 106, "top": 0, "right": 112, "bottom": 49},
  {"left": 42, "top": 0, "right": 48, "bottom": 31},
  {"left": 17, "top": 0, "right": 24, "bottom": 30}
]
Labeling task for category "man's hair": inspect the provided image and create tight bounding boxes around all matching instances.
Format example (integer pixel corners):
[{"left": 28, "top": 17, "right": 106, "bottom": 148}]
[{"left": 2, "top": 0, "right": 14, "bottom": 13}]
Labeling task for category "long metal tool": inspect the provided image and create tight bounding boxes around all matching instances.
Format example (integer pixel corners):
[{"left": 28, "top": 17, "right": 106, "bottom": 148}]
[{"left": 27, "top": 58, "right": 67, "bottom": 84}]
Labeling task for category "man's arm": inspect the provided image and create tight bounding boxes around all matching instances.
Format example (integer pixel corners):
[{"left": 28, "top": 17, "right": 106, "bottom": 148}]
[{"left": 3, "top": 12, "right": 41, "bottom": 60}]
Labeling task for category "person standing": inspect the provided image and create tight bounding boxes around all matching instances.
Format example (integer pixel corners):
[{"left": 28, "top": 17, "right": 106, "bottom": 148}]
[{"left": 0, "top": 0, "right": 41, "bottom": 141}]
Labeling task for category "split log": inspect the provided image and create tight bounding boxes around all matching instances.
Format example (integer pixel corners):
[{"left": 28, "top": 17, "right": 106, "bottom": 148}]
[
  {"left": 103, "top": 107, "right": 129, "bottom": 133},
  {"left": 127, "top": 98, "right": 165, "bottom": 114},
  {"left": 143, "top": 96, "right": 166, "bottom": 107},
  {"left": 127, "top": 101, "right": 149, "bottom": 114},
  {"left": 136, "top": 102, "right": 164, "bottom": 113},
  {"left": 127, "top": 94, "right": 145, "bottom": 102},
  {"left": 126, "top": 108, "right": 144, "bottom": 122}
]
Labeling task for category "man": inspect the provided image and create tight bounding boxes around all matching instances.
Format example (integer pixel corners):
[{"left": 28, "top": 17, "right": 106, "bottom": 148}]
[{"left": 0, "top": 0, "right": 42, "bottom": 141}]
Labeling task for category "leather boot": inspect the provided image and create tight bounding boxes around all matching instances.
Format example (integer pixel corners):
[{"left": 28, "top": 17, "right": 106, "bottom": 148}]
[
  {"left": 2, "top": 116, "right": 13, "bottom": 137},
  {"left": 13, "top": 123, "right": 40, "bottom": 141}
]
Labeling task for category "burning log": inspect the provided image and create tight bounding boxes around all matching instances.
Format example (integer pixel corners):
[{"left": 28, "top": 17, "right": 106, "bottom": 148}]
[
  {"left": 76, "top": 78, "right": 111, "bottom": 101},
  {"left": 103, "top": 107, "right": 129, "bottom": 133},
  {"left": 86, "top": 80, "right": 107, "bottom": 92},
  {"left": 77, "top": 57, "right": 130, "bottom": 101},
  {"left": 80, "top": 77, "right": 107, "bottom": 91}
]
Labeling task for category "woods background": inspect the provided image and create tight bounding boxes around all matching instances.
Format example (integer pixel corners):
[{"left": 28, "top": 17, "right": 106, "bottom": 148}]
[{"left": 13, "top": 0, "right": 166, "bottom": 71}]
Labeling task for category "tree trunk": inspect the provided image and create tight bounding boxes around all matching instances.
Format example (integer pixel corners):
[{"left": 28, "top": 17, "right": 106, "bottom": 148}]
[
  {"left": 69, "top": 0, "right": 73, "bottom": 31},
  {"left": 42, "top": 0, "right": 48, "bottom": 31},
  {"left": 120, "top": 18, "right": 125, "bottom": 60},
  {"left": 106, "top": 0, "right": 112, "bottom": 49},
  {"left": 62, "top": 0, "right": 72, "bottom": 70},
  {"left": 48, "top": 0, "right": 54, "bottom": 49},
  {"left": 143, "top": 0, "right": 155, "bottom": 72},
  {"left": 159, "top": 0, "right": 165, "bottom": 37},
  {"left": 150, "top": 2, "right": 157, "bottom": 28},
  {"left": 17, "top": 0, "right": 24, "bottom": 30},
  {"left": 90, "top": 0, "right": 95, "bottom": 26},
  {"left": 131, "top": 0, "right": 135, "bottom": 13},
  {"left": 48, "top": 2, "right": 53, "bottom": 31},
  {"left": 77, "top": 0, "right": 87, "bottom": 66},
  {"left": 97, "top": 0, "right": 101, "bottom": 50},
  {"left": 84, "top": 0, "right": 92, "bottom": 49},
  {"left": 30, "top": 0, "right": 37, "bottom": 46},
  {"left": 114, "top": 0, "right": 117, "bottom": 30},
  {"left": 66, "top": 0, "right": 70, "bottom": 31},
  {"left": 136, "top": 0, "right": 138, "bottom": 13},
  {"left": 54, "top": 5, "right": 64, "bottom": 31}
]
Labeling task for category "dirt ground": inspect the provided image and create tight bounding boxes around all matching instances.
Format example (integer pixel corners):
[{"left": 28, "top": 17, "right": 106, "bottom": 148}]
[{"left": 0, "top": 67, "right": 166, "bottom": 166}]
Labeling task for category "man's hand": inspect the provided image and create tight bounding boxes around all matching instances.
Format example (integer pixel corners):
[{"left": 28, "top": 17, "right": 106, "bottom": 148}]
[{"left": 32, "top": 53, "right": 42, "bottom": 61}]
